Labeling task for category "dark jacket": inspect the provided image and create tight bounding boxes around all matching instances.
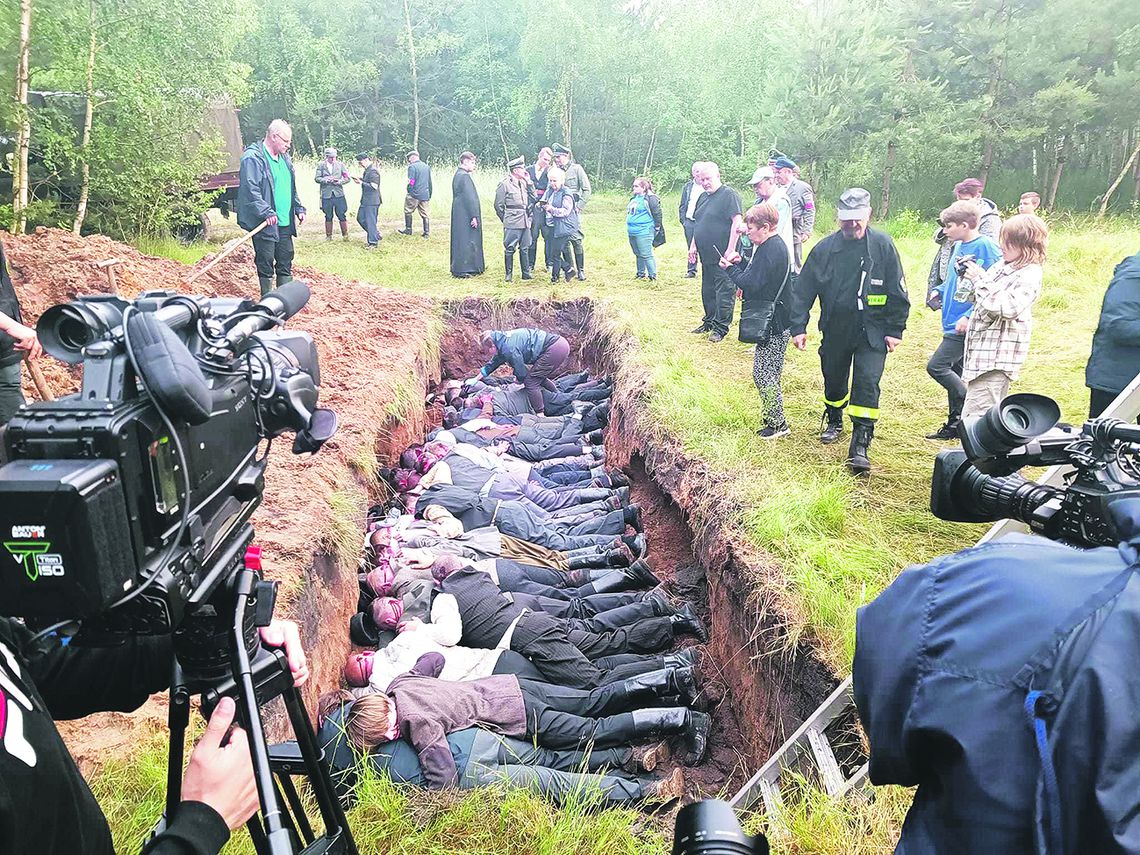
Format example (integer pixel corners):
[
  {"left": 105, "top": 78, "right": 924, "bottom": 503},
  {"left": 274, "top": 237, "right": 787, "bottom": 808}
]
[
  {"left": 545, "top": 187, "right": 580, "bottom": 239},
  {"left": 439, "top": 565, "right": 523, "bottom": 649},
  {"left": 723, "top": 235, "right": 793, "bottom": 336},
  {"left": 1086, "top": 252, "right": 1140, "bottom": 395},
  {"left": 853, "top": 499, "right": 1140, "bottom": 855},
  {"left": 678, "top": 179, "right": 698, "bottom": 224},
  {"left": 790, "top": 227, "right": 910, "bottom": 347},
  {"left": 236, "top": 142, "right": 305, "bottom": 240},
  {"left": 478, "top": 328, "right": 556, "bottom": 380},
  {"left": 0, "top": 619, "right": 229, "bottom": 855},
  {"left": 387, "top": 652, "right": 526, "bottom": 788},
  {"left": 0, "top": 241, "right": 24, "bottom": 366}
]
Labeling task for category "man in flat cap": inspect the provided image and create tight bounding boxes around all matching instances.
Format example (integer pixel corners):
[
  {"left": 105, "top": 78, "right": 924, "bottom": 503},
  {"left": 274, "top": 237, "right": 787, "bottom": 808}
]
[
  {"left": 315, "top": 147, "right": 351, "bottom": 241},
  {"left": 790, "top": 188, "right": 909, "bottom": 476},
  {"left": 402, "top": 150, "right": 433, "bottom": 238},
  {"left": 494, "top": 156, "right": 534, "bottom": 282},
  {"left": 354, "top": 152, "right": 382, "bottom": 248},
  {"left": 774, "top": 156, "right": 815, "bottom": 271},
  {"left": 551, "top": 144, "right": 591, "bottom": 280},
  {"left": 450, "top": 151, "right": 484, "bottom": 277}
]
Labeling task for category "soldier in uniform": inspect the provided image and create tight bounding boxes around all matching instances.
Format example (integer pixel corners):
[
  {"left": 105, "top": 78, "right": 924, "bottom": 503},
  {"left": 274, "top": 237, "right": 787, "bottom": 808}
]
[
  {"left": 790, "top": 188, "right": 909, "bottom": 476},
  {"left": 494, "top": 156, "right": 534, "bottom": 282},
  {"left": 551, "top": 144, "right": 591, "bottom": 281},
  {"left": 774, "top": 156, "right": 815, "bottom": 271},
  {"left": 315, "top": 147, "right": 351, "bottom": 241}
]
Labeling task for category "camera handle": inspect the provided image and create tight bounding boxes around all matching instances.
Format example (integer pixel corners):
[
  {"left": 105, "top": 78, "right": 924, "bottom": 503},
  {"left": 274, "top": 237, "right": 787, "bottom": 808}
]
[{"left": 156, "top": 566, "right": 357, "bottom": 855}]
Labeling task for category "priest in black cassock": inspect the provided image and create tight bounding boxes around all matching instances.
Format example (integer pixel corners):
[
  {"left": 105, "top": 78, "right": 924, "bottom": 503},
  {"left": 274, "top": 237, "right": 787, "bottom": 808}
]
[{"left": 450, "top": 151, "right": 485, "bottom": 278}]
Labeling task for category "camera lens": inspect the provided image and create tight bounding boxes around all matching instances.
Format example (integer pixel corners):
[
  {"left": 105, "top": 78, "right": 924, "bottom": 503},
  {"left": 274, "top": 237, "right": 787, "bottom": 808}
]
[
  {"left": 960, "top": 393, "right": 1061, "bottom": 461},
  {"left": 673, "top": 800, "right": 768, "bottom": 855}
]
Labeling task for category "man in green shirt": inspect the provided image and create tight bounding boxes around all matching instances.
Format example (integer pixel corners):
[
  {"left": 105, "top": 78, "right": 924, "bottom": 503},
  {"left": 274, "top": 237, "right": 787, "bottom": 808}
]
[{"left": 237, "top": 119, "right": 307, "bottom": 296}]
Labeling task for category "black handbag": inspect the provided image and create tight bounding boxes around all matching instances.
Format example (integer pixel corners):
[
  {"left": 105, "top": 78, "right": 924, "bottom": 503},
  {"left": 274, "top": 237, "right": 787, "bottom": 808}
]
[
  {"left": 738, "top": 259, "right": 791, "bottom": 345},
  {"left": 652, "top": 224, "right": 666, "bottom": 247}
]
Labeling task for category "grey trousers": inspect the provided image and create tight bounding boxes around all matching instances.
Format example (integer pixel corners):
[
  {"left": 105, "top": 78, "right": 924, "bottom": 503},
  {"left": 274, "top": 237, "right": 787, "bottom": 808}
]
[
  {"left": 927, "top": 333, "right": 967, "bottom": 421},
  {"left": 0, "top": 362, "right": 26, "bottom": 425}
]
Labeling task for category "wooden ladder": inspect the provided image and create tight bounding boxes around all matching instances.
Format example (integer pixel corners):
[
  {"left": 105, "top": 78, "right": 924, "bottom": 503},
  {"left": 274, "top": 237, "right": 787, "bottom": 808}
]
[{"left": 730, "top": 374, "right": 1140, "bottom": 823}]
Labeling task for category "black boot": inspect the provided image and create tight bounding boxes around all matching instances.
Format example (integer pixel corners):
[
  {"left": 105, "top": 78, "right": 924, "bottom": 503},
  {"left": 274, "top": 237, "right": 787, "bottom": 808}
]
[
  {"left": 630, "top": 708, "right": 711, "bottom": 765},
  {"left": 820, "top": 405, "right": 845, "bottom": 444},
  {"left": 258, "top": 275, "right": 273, "bottom": 298},
  {"left": 616, "top": 667, "right": 698, "bottom": 706},
  {"left": 504, "top": 251, "right": 514, "bottom": 282},
  {"left": 568, "top": 550, "right": 619, "bottom": 571},
  {"left": 670, "top": 604, "right": 708, "bottom": 643},
  {"left": 623, "top": 534, "right": 647, "bottom": 559},
  {"left": 400, "top": 214, "right": 413, "bottom": 235},
  {"left": 622, "top": 503, "right": 643, "bottom": 532},
  {"left": 573, "top": 242, "right": 586, "bottom": 281},
  {"left": 422, "top": 220, "right": 430, "bottom": 238},
  {"left": 642, "top": 588, "right": 678, "bottom": 616},
  {"left": 663, "top": 648, "right": 699, "bottom": 670},
  {"left": 847, "top": 422, "right": 874, "bottom": 476},
  {"left": 521, "top": 253, "right": 533, "bottom": 280}
]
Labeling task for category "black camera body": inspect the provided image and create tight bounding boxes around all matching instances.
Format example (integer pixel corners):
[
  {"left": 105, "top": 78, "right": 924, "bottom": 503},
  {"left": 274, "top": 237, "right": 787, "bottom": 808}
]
[
  {"left": 0, "top": 282, "right": 336, "bottom": 638},
  {"left": 953, "top": 252, "right": 976, "bottom": 277},
  {"left": 931, "top": 393, "right": 1140, "bottom": 547}
]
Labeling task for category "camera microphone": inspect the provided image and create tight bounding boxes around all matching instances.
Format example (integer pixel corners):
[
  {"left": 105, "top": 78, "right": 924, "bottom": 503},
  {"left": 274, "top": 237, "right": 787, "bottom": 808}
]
[{"left": 220, "top": 280, "right": 312, "bottom": 353}]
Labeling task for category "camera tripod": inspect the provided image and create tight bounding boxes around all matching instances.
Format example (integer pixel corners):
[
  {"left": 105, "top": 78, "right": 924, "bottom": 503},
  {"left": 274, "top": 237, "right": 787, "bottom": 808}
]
[{"left": 157, "top": 533, "right": 358, "bottom": 855}]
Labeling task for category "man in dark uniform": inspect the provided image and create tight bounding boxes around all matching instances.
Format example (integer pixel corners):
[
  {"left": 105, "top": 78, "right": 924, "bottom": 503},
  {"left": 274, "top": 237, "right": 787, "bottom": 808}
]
[
  {"left": 526, "top": 147, "right": 553, "bottom": 271},
  {"left": 494, "top": 156, "right": 533, "bottom": 282},
  {"left": 401, "top": 150, "right": 433, "bottom": 237},
  {"left": 354, "top": 152, "right": 382, "bottom": 248},
  {"left": 790, "top": 188, "right": 909, "bottom": 476}
]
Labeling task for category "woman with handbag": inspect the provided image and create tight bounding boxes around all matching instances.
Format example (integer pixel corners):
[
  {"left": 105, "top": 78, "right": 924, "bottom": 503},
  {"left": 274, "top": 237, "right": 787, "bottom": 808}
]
[
  {"left": 626, "top": 177, "right": 664, "bottom": 281},
  {"left": 720, "top": 202, "right": 793, "bottom": 438}
]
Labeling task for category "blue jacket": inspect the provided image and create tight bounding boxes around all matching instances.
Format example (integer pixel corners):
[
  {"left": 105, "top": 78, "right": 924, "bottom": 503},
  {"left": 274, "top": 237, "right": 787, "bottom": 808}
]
[
  {"left": 478, "top": 328, "right": 556, "bottom": 381},
  {"left": 1086, "top": 252, "right": 1140, "bottom": 394},
  {"left": 939, "top": 235, "right": 1002, "bottom": 334},
  {"left": 854, "top": 498, "right": 1140, "bottom": 854},
  {"left": 236, "top": 142, "right": 305, "bottom": 240}
]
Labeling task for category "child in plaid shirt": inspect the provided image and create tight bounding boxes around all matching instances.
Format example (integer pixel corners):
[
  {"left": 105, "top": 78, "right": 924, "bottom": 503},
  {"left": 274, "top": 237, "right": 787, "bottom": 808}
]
[{"left": 954, "top": 214, "right": 1049, "bottom": 419}]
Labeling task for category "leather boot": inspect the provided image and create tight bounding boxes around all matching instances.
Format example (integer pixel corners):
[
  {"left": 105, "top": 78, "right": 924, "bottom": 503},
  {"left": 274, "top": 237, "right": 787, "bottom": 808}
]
[
  {"left": 567, "top": 551, "right": 610, "bottom": 570},
  {"left": 340, "top": 219, "right": 349, "bottom": 240},
  {"left": 663, "top": 648, "right": 699, "bottom": 670},
  {"left": 625, "top": 742, "right": 671, "bottom": 773},
  {"left": 577, "top": 487, "right": 612, "bottom": 503},
  {"left": 670, "top": 604, "right": 708, "bottom": 643},
  {"left": 401, "top": 214, "right": 413, "bottom": 235},
  {"left": 630, "top": 708, "right": 711, "bottom": 765},
  {"left": 820, "top": 406, "right": 845, "bottom": 444},
  {"left": 521, "top": 255, "right": 533, "bottom": 280},
  {"left": 623, "top": 503, "right": 643, "bottom": 532},
  {"left": 642, "top": 589, "right": 679, "bottom": 616},
  {"left": 504, "top": 251, "right": 514, "bottom": 282},
  {"left": 422, "top": 219, "right": 430, "bottom": 238},
  {"left": 324, "top": 221, "right": 334, "bottom": 241},
  {"left": 847, "top": 422, "right": 874, "bottom": 477},
  {"left": 623, "top": 534, "right": 647, "bottom": 559},
  {"left": 573, "top": 242, "right": 586, "bottom": 280}
]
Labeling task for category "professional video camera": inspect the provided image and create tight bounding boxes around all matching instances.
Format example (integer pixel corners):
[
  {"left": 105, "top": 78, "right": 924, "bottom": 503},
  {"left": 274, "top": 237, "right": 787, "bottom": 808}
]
[
  {"left": 0, "top": 282, "right": 357, "bottom": 854},
  {"left": 672, "top": 799, "right": 769, "bottom": 854},
  {"left": 931, "top": 393, "right": 1140, "bottom": 547}
]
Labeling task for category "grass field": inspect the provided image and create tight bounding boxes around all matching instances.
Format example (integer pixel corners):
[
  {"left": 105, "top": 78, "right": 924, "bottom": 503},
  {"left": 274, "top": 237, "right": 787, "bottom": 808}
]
[{"left": 118, "top": 161, "right": 1136, "bottom": 852}]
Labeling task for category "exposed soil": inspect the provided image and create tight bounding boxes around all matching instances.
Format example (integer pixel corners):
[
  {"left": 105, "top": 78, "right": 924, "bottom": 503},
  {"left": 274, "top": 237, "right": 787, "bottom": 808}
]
[{"left": 6, "top": 228, "right": 437, "bottom": 769}]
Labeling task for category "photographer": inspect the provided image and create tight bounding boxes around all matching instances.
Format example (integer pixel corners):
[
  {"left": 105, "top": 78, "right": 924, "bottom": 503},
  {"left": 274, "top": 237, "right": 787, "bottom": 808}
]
[
  {"left": 0, "top": 617, "right": 308, "bottom": 855},
  {"left": 853, "top": 499, "right": 1140, "bottom": 853},
  {"left": 1086, "top": 251, "right": 1140, "bottom": 418}
]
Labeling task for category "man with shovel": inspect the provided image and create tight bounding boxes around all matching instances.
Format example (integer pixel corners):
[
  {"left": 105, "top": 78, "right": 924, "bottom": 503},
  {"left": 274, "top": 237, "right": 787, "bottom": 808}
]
[{"left": 238, "top": 119, "right": 306, "bottom": 296}]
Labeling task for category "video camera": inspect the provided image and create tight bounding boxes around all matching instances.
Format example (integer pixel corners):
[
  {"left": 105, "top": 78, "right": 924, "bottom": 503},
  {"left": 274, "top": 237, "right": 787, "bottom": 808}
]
[
  {"left": 0, "top": 281, "right": 337, "bottom": 649},
  {"left": 931, "top": 393, "right": 1140, "bottom": 547}
]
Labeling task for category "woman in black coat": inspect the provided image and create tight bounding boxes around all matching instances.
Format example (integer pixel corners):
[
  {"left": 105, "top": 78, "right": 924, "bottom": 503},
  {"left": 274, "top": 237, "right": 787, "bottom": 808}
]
[{"left": 719, "top": 202, "right": 793, "bottom": 438}]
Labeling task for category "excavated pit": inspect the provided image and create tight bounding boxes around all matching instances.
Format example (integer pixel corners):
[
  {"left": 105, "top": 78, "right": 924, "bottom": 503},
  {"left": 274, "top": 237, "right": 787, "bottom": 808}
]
[{"left": 430, "top": 296, "right": 858, "bottom": 800}]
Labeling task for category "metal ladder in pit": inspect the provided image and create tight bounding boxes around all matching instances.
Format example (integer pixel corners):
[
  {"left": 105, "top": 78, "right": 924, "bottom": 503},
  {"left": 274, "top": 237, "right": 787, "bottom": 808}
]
[{"left": 729, "top": 375, "right": 1140, "bottom": 823}]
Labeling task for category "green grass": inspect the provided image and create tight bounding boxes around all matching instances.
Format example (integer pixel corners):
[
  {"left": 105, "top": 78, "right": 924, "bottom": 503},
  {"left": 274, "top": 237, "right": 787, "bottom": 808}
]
[{"left": 122, "top": 174, "right": 1136, "bottom": 852}]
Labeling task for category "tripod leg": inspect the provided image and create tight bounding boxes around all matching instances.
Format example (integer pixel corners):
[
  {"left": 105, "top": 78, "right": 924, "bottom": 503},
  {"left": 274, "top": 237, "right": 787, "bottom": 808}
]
[
  {"left": 280, "top": 684, "right": 360, "bottom": 855},
  {"left": 278, "top": 773, "right": 315, "bottom": 844},
  {"left": 165, "top": 663, "right": 191, "bottom": 824}
]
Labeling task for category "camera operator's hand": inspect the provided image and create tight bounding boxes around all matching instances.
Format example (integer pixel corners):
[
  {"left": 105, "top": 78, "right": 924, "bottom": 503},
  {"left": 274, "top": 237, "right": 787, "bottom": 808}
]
[
  {"left": 182, "top": 697, "right": 259, "bottom": 831},
  {"left": 792, "top": 334, "right": 808, "bottom": 351},
  {"left": 258, "top": 619, "right": 309, "bottom": 688},
  {"left": 954, "top": 316, "right": 970, "bottom": 335}
]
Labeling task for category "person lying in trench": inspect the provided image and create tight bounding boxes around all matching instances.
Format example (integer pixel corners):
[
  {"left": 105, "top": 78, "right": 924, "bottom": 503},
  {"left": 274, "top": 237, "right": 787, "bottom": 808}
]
[
  {"left": 316, "top": 693, "right": 687, "bottom": 807},
  {"left": 327, "top": 651, "right": 709, "bottom": 790},
  {"left": 350, "top": 561, "right": 703, "bottom": 690}
]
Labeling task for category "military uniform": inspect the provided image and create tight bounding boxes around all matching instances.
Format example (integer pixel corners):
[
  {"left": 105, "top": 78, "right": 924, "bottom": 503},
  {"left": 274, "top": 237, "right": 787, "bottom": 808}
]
[
  {"left": 494, "top": 156, "right": 534, "bottom": 281},
  {"left": 790, "top": 198, "right": 909, "bottom": 474},
  {"left": 553, "top": 144, "right": 591, "bottom": 280},
  {"left": 785, "top": 178, "right": 816, "bottom": 270},
  {"left": 526, "top": 162, "right": 550, "bottom": 269}
]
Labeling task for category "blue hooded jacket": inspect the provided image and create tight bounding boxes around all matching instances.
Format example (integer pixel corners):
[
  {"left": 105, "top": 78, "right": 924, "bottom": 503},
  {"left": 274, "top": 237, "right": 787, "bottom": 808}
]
[
  {"left": 477, "top": 328, "right": 556, "bottom": 381},
  {"left": 854, "top": 499, "right": 1140, "bottom": 854}
]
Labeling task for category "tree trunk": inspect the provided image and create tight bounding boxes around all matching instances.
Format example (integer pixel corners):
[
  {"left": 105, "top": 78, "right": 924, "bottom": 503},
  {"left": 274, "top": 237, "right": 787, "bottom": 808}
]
[
  {"left": 643, "top": 126, "right": 657, "bottom": 174},
  {"left": 739, "top": 115, "right": 745, "bottom": 159},
  {"left": 73, "top": 0, "right": 97, "bottom": 235},
  {"left": 595, "top": 116, "right": 607, "bottom": 184},
  {"left": 302, "top": 122, "right": 317, "bottom": 157},
  {"left": 976, "top": 0, "right": 1010, "bottom": 187},
  {"left": 1047, "top": 133, "right": 1069, "bottom": 209},
  {"left": 1098, "top": 140, "right": 1140, "bottom": 217},
  {"left": 401, "top": 0, "right": 420, "bottom": 151},
  {"left": 1133, "top": 128, "right": 1140, "bottom": 203},
  {"left": 881, "top": 135, "right": 897, "bottom": 220},
  {"left": 481, "top": 11, "right": 509, "bottom": 164},
  {"left": 12, "top": 0, "right": 32, "bottom": 235}
]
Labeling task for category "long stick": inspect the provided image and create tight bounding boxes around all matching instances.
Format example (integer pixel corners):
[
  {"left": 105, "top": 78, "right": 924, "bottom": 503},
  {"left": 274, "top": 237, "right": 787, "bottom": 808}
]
[
  {"left": 185, "top": 220, "right": 268, "bottom": 284},
  {"left": 1098, "top": 141, "right": 1140, "bottom": 218},
  {"left": 26, "top": 359, "right": 53, "bottom": 401}
]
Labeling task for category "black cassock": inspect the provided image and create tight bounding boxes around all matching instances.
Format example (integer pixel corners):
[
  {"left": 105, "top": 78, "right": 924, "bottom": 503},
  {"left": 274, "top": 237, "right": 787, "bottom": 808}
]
[{"left": 450, "top": 169, "right": 485, "bottom": 276}]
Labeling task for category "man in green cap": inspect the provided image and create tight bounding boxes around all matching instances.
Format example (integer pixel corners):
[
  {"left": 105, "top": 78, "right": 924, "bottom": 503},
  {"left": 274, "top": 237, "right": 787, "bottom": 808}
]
[
  {"left": 551, "top": 144, "right": 590, "bottom": 281},
  {"left": 494, "top": 156, "right": 534, "bottom": 282}
]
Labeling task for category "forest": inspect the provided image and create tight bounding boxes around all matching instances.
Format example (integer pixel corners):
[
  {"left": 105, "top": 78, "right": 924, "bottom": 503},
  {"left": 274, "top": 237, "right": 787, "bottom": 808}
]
[{"left": 2, "top": 0, "right": 1140, "bottom": 238}]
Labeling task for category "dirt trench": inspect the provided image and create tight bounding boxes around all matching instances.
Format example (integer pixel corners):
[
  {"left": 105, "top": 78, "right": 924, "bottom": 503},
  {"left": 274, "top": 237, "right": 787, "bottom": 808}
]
[{"left": 432, "top": 296, "right": 849, "bottom": 798}]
